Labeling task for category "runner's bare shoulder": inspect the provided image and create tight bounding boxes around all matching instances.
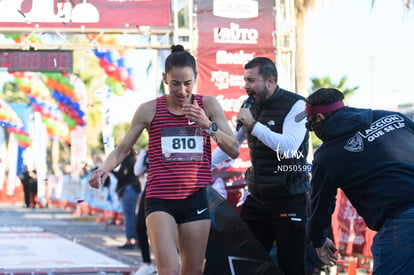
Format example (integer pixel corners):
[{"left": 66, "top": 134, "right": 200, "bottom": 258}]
[
  {"left": 135, "top": 98, "right": 157, "bottom": 125},
  {"left": 202, "top": 95, "right": 223, "bottom": 118}
]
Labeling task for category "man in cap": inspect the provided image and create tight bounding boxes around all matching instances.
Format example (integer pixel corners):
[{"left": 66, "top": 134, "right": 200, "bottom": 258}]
[{"left": 299, "top": 88, "right": 414, "bottom": 274}]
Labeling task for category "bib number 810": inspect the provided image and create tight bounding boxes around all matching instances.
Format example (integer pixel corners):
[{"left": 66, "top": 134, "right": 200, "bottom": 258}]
[{"left": 172, "top": 137, "right": 197, "bottom": 149}]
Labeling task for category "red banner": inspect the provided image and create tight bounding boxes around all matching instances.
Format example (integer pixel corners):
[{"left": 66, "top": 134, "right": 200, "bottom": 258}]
[
  {"left": 0, "top": 0, "right": 171, "bottom": 30},
  {"left": 195, "top": 0, "right": 276, "bottom": 172},
  {"left": 331, "top": 190, "right": 374, "bottom": 258}
]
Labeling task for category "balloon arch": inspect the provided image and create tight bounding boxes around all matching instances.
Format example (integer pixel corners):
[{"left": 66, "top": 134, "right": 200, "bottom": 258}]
[{"left": 0, "top": 32, "right": 157, "bottom": 213}]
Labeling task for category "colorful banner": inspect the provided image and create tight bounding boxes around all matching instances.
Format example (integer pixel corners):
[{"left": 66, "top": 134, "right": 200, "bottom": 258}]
[
  {"left": 331, "top": 190, "right": 374, "bottom": 258},
  {"left": 0, "top": 0, "right": 171, "bottom": 29},
  {"left": 195, "top": 0, "right": 276, "bottom": 173}
]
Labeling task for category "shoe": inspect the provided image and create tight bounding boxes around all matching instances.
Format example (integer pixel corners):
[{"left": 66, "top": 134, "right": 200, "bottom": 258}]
[
  {"left": 117, "top": 243, "right": 136, "bottom": 249},
  {"left": 132, "top": 264, "right": 157, "bottom": 275}
]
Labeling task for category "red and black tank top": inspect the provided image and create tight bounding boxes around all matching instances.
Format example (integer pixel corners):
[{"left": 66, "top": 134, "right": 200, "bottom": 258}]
[{"left": 146, "top": 94, "right": 212, "bottom": 199}]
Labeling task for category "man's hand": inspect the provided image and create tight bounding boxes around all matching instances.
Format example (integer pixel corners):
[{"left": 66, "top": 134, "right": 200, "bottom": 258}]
[
  {"left": 316, "top": 238, "right": 338, "bottom": 266},
  {"left": 237, "top": 107, "right": 255, "bottom": 131}
]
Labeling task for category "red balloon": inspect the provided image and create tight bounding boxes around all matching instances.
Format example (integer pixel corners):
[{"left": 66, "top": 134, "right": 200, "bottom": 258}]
[
  {"left": 114, "top": 67, "right": 129, "bottom": 82},
  {"left": 99, "top": 58, "right": 108, "bottom": 68},
  {"left": 124, "top": 77, "right": 136, "bottom": 91},
  {"left": 104, "top": 64, "right": 117, "bottom": 77}
]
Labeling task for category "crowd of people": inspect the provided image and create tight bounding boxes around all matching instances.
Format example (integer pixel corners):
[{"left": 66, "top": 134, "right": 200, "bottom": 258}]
[{"left": 12, "top": 44, "right": 407, "bottom": 275}]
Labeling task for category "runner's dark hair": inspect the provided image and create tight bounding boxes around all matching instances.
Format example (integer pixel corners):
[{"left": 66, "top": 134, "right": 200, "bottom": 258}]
[{"left": 165, "top": 44, "right": 197, "bottom": 77}]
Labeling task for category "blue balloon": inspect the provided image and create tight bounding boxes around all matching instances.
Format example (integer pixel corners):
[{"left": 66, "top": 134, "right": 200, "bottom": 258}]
[
  {"left": 93, "top": 49, "right": 107, "bottom": 59},
  {"left": 52, "top": 90, "right": 60, "bottom": 100},
  {"left": 127, "top": 67, "right": 134, "bottom": 76},
  {"left": 104, "top": 50, "right": 120, "bottom": 64},
  {"left": 71, "top": 102, "right": 80, "bottom": 110},
  {"left": 117, "top": 58, "right": 126, "bottom": 68},
  {"left": 63, "top": 96, "right": 71, "bottom": 105}
]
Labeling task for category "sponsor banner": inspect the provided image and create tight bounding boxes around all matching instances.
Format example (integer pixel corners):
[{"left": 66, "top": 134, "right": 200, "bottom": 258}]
[
  {"left": 0, "top": 0, "right": 171, "bottom": 29},
  {"left": 331, "top": 189, "right": 374, "bottom": 258},
  {"left": 195, "top": 0, "right": 276, "bottom": 172}
]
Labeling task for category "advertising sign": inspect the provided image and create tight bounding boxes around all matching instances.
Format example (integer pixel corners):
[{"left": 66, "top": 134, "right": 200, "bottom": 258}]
[
  {"left": 195, "top": 0, "right": 276, "bottom": 172},
  {"left": 0, "top": 0, "right": 171, "bottom": 30}
]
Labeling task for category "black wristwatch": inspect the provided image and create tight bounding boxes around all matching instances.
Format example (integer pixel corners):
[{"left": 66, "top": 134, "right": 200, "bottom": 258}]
[{"left": 205, "top": 121, "right": 218, "bottom": 135}]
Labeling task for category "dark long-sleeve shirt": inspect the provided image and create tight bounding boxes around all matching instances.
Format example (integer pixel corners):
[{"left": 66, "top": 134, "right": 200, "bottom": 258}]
[
  {"left": 307, "top": 107, "right": 414, "bottom": 247},
  {"left": 113, "top": 153, "right": 140, "bottom": 198}
]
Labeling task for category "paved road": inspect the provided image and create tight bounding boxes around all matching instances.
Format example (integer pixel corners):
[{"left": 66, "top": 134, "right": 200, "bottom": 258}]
[
  {"left": 0, "top": 202, "right": 147, "bottom": 274},
  {"left": 0, "top": 200, "right": 368, "bottom": 275}
]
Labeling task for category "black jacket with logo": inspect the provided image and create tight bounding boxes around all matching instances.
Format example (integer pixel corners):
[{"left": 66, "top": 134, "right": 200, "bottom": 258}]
[{"left": 307, "top": 107, "right": 414, "bottom": 247}]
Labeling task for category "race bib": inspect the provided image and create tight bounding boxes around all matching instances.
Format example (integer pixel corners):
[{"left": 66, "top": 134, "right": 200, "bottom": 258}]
[{"left": 161, "top": 127, "right": 204, "bottom": 162}]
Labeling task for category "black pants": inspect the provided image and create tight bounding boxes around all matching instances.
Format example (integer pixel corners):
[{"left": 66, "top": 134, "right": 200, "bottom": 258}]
[
  {"left": 240, "top": 193, "right": 307, "bottom": 275},
  {"left": 23, "top": 182, "right": 37, "bottom": 207},
  {"left": 136, "top": 188, "right": 151, "bottom": 264}
]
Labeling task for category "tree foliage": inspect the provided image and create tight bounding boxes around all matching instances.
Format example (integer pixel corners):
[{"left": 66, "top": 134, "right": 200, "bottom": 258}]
[
  {"left": 1, "top": 81, "right": 28, "bottom": 103},
  {"left": 310, "top": 76, "right": 359, "bottom": 102}
]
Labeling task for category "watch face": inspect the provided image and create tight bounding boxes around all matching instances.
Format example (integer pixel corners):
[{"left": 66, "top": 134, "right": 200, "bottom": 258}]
[{"left": 211, "top": 122, "right": 218, "bottom": 132}]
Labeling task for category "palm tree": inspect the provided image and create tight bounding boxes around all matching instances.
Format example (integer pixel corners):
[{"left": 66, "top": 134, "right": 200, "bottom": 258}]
[{"left": 310, "top": 76, "right": 359, "bottom": 102}]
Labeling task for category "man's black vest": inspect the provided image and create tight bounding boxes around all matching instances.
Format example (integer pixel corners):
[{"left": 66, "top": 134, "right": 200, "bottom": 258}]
[{"left": 245, "top": 87, "right": 310, "bottom": 202}]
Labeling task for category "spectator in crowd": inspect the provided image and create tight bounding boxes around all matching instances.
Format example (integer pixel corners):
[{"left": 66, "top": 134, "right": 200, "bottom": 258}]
[
  {"left": 132, "top": 148, "right": 157, "bottom": 275},
  {"left": 112, "top": 148, "right": 141, "bottom": 249},
  {"left": 19, "top": 166, "right": 37, "bottom": 208}
]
